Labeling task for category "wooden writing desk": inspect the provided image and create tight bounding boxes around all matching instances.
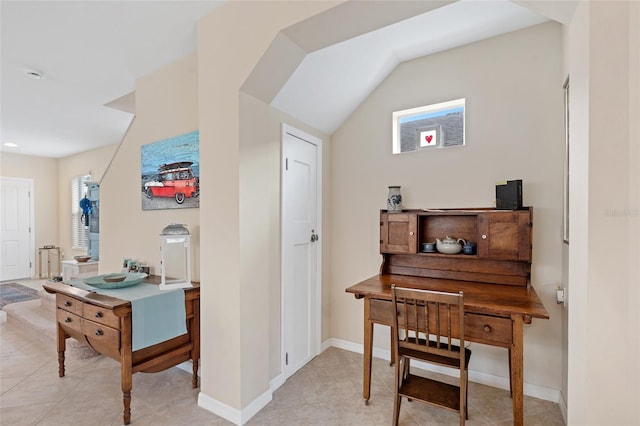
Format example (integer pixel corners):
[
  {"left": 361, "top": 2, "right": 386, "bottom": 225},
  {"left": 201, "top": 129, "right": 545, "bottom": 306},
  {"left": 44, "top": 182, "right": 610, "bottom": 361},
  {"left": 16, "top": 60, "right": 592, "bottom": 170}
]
[
  {"left": 43, "top": 276, "right": 200, "bottom": 425},
  {"left": 346, "top": 208, "right": 549, "bottom": 426}
]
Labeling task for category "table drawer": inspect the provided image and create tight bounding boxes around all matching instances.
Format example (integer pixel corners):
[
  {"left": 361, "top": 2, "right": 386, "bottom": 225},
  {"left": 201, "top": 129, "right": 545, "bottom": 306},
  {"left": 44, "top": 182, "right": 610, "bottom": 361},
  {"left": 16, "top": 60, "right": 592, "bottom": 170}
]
[
  {"left": 369, "top": 299, "right": 512, "bottom": 347},
  {"left": 369, "top": 299, "right": 395, "bottom": 324},
  {"left": 56, "top": 294, "right": 83, "bottom": 316},
  {"left": 465, "top": 314, "right": 512, "bottom": 347},
  {"left": 56, "top": 309, "right": 83, "bottom": 335},
  {"left": 83, "top": 304, "right": 120, "bottom": 329},
  {"left": 82, "top": 319, "right": 120, "bottom": 359}
]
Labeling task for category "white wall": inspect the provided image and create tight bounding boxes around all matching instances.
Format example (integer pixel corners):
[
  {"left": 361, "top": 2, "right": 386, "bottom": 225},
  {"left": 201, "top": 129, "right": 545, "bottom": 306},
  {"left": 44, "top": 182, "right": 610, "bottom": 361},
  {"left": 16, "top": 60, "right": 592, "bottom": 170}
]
[{"left": 330, "top": 22, "right": 565, "bottom": 395}]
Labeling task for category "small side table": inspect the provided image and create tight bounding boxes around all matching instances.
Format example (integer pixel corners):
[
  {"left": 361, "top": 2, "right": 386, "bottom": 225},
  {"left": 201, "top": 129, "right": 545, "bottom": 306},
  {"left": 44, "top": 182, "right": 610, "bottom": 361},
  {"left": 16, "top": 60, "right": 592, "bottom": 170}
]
[{"left": 61, "top": 260, "right": 99, "bottom": 281}]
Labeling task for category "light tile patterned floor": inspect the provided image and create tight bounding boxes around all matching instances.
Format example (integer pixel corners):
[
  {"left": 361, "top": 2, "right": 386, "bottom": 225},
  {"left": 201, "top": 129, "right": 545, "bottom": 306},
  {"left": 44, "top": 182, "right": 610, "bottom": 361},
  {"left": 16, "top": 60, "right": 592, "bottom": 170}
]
[{"left": 1, "top": 280, "right": 564, "bottom": 425}]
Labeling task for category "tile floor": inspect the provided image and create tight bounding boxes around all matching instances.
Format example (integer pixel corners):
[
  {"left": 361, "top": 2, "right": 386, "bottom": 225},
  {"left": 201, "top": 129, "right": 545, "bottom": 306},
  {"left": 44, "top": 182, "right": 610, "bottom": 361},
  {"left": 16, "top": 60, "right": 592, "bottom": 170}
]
[{"left": 1, "top": 280, "right": 565, "bottom": 425}]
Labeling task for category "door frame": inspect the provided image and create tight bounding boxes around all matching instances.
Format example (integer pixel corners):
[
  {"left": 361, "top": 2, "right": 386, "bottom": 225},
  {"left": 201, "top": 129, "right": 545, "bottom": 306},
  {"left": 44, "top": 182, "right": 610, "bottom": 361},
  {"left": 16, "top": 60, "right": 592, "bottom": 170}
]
[
  {"left": 0, "top": 176, "right": 35, "bottom": 280},
  {"left": 280, "top": 123, "right": 323, "bottom": 380}
]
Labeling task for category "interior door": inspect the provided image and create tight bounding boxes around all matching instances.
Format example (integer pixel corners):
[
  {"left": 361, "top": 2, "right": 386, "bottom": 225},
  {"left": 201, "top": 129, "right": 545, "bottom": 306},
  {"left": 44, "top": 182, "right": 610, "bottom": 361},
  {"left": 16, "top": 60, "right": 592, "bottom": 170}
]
[
  {"left": 1, "top": 177, "right": 33, "bottom": 280},
  {"left": 281, "top": 124, "right": 321, "bottom": 379}
]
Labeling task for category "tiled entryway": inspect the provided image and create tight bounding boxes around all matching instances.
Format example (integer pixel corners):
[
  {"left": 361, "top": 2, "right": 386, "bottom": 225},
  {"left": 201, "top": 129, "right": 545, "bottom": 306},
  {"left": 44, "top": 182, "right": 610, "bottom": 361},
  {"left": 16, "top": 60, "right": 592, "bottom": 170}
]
[{"left": 1, "top": 280, "right": 564, "bottom": 425}]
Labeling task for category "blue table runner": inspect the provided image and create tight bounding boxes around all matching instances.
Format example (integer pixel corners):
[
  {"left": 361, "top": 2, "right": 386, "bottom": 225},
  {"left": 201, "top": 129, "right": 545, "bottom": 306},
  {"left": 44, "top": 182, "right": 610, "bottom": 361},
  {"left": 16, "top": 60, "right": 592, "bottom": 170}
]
[{"left": 67, "top": 279, "right": 187, "bottom": 351}]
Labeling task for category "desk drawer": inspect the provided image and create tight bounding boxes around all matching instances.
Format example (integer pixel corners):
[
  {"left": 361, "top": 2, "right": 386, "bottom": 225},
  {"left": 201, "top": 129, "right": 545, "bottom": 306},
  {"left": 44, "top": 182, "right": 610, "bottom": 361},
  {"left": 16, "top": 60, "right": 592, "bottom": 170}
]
[
  {"left": 369, "top": 299, "right": 512, "bottom": 347},
  {"left": 82, "top": 319, "right": 120, "bottom": 359},
  {"left": 465, "top": 314, "right": 512, "bottom": 347},
  {"left": 369, "top": 299, "right": 395, "bottom": 325},
  {"left": 56, "top": 294, "right": 83, "bottom": 316},
  {"left": 83, "top": 304, "right": 120, "bottom": 329},
  {"left": 57, "top": 309, "right": 83, "bottom": 335}
]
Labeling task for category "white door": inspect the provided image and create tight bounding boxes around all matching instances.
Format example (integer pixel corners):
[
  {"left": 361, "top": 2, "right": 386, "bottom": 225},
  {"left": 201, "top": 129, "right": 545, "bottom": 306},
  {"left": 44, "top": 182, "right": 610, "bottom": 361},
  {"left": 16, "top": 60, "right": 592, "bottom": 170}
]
[
  {"left": 281, "top": 124, "right": 321, "bottom": 379},
  {"left": 1, "top": 177, "right": 33, "bottom": 281}
]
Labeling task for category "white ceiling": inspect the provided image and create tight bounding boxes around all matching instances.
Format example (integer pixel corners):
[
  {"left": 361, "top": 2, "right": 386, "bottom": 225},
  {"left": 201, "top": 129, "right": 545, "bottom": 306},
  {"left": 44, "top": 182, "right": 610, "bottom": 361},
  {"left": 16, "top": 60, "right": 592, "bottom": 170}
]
[
  {"left": 0, "top": 1, "right": 571, "bottom": 159},
  {"left": 1, "top": 0, "right": 224, "bottom": 158}
]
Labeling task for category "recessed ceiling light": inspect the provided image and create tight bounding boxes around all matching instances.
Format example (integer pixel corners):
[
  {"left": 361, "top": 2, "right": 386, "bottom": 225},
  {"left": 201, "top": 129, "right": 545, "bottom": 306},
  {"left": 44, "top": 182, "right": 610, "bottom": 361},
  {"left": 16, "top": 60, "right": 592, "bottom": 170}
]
[
  {"left": 23, "top": 68, "right": 44, "bottom": 80},
  {"left": 4, "top": 142, "right": 18, "bottom": 147}
]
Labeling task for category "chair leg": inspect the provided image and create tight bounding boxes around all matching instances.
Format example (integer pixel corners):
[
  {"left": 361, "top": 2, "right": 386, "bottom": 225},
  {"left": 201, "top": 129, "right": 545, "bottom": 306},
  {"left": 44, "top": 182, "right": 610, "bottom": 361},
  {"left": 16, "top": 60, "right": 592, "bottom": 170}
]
[
  {"left": 393, "top": 357, "right": 403, "bottom": 426},
  {"left": 465, "top": 369, "right": 469, "bottom": 420},
  {"left": 508, "top": 348, "right": 513, "bottom": 397}
]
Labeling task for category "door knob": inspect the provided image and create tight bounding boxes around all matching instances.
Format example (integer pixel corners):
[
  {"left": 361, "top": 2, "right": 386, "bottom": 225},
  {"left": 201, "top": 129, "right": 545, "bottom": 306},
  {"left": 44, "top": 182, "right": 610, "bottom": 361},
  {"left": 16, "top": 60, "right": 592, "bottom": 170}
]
[{"left": 310, "top": 229, "right": 319, "bottom": 242}]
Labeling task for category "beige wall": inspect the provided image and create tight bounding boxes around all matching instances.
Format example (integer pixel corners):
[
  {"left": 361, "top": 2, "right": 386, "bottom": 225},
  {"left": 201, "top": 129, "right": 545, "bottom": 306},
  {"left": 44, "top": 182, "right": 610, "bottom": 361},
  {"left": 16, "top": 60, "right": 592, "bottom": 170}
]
[
  {"left": 1, "top": 153, "right": 58, "bottom": 275},
  {"left": 99, "top": 53, "right": 200, "bottom": 279},
  {"left": 57, "top": 143, "right": 119, "bottom": 260},
  {"left": 567, "top": 2, "right": 640, "bottom": 424},
  {"left": 331, "top": 22, "right": 565, "bottom": 393},
  {"left": 239, "top": 92, "right": 331, "bottom": 381},
  {"left": 197, "top": 1, "right": 339, "bottom": 414}
]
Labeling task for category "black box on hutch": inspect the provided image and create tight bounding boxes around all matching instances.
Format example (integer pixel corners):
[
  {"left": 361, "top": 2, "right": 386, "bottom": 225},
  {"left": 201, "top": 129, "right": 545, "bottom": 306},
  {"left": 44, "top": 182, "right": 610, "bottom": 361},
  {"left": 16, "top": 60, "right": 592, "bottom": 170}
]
[{"left": 496, "top": 179, "right": 522, "bottom": 210}]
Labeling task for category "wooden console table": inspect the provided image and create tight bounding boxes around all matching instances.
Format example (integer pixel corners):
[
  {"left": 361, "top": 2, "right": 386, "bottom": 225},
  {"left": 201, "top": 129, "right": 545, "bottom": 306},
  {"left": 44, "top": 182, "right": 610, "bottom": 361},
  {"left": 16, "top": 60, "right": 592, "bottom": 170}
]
[
  {"left": 346, "top": 208, "right": 549, "bottom": 426},
  {"left": 43, "top": 276, "right": 200, "bottom": 425}
]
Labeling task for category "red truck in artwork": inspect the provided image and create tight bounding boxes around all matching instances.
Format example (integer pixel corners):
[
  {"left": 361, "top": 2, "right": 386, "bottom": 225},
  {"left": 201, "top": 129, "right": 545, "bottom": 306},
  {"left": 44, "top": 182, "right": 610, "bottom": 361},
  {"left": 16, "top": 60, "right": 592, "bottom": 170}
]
[{"left": 143, "top": 161, "right": 199, "bottom": 204}]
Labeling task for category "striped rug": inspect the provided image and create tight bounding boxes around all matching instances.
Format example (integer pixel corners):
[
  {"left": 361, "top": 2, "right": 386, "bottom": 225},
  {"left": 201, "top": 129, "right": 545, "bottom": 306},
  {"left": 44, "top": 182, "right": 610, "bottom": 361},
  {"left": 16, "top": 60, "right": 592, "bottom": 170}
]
[{"left": 0, "top": 283, "right": 39, "bottom": 308}]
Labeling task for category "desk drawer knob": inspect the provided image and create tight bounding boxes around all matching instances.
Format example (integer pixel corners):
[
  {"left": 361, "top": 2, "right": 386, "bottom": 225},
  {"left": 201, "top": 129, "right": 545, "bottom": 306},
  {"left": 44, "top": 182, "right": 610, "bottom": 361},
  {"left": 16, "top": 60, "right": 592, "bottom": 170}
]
[
  {"left": 95, "top": 330, "right": 104, "bottom": 336},
  {"left": 481, "top": 234, "right": 487, "bottom": 240},
  {"left": 65, "top": 317, "right": 72, "bottom": 323},
  {"left": 64, "top": 301, "right": 72, "bottom": 307},
  {"left": 483, "top": 325, "right": 492, "bottom": 333},
  {"left": 95, "top": 312, "right": 103, "bottom": 318}
]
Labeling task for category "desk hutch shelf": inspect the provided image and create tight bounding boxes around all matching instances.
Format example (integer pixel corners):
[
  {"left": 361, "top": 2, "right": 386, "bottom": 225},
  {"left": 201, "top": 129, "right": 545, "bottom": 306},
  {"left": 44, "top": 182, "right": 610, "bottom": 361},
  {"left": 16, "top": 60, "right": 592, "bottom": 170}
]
[{"left": 379, "top": 208, "right": 533, "bottom": 287}]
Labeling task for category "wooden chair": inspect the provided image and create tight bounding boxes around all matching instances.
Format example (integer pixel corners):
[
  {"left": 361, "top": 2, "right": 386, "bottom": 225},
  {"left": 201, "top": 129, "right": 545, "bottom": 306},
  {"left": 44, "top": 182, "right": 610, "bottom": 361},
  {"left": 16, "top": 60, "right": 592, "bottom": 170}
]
[{"left": 391, "top": 285, "right": 471, "bottom": 426}]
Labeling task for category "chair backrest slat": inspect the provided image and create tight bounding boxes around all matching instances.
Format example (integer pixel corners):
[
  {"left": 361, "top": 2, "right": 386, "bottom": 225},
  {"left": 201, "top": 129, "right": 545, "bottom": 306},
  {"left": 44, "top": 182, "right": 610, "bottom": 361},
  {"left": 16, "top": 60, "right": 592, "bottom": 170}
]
[{"left": 391, "top": 285, "right": 464, "bottom": 361}]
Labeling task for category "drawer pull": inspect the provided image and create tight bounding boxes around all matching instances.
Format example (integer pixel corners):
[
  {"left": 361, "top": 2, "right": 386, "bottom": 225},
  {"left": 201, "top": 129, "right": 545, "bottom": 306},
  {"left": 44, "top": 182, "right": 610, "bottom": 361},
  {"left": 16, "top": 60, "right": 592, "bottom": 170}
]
[
  {"left": 483, "top": 325, "right": 492, "bottom": 333},
  {"left": 481, "top": 234, "right": 487, "bottom": 240},
  {"left": 409, "top": 231, "right": 414, "bottom": 236},
  {"left": 65, "top": 317, "right": 72, "bottom": 323},
  {"left": 95, "top": 330, "right": 104, "bottom": 336},
  {"left": 95, "top": 312, "right": 104, "bottom": 318},
  {"left": 64, "top": 301, "right": 72, "bottom": 307}
]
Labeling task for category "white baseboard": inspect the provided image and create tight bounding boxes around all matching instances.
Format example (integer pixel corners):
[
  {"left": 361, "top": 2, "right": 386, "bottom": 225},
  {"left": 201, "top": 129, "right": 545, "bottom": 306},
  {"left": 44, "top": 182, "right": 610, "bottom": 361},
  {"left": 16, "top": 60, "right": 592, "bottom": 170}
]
[
  {"left": 330, "top": 337, "right": 561, "bottom": 404},
  {"left": 558, "top": 390, "right": 568, "bottom": 424},
  {"left": 196, "top": 341, "right": 335, "bottom": 425},
  {"left": 198, "top": 337, "right": 562, "bottom": 425},
  {"left": 269, "top": 372, "right": 285, "bottom": 393},
  {"left": 320, "top": 337, "right": 332, "bottom": 353},
  {"left": 198, "top": 386, "right": 272, "bottom": 426}
]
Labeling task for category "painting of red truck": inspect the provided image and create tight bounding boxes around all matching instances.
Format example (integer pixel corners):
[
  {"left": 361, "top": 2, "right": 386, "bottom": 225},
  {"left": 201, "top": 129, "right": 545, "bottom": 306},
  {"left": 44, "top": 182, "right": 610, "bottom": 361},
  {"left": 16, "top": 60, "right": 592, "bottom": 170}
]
[{"left": 141, "top": 130, "right": 199, "bottom": 210}]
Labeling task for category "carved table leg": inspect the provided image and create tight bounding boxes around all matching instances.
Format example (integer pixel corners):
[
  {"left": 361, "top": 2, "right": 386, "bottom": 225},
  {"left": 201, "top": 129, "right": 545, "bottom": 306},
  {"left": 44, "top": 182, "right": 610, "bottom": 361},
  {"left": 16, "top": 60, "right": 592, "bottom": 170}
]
[
  {"left": 191, "top": 296, "right": 200, "bottom": 388},
  {"left": 121, "top": 312, "right": 133, "bottom": 425},
  {"left": 56, "top": 323, "right": 66, "bottom": 377},
  {"left": 123, "top": 390, "right": 132, "bottom": 425},
  {"left": 363, "top": 297, "right": 373, "bottom": 404}
]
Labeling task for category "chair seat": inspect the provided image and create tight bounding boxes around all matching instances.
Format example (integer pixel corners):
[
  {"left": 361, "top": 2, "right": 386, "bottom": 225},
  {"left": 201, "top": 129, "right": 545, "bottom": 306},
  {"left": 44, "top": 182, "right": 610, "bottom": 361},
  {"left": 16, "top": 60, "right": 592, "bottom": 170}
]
[{"left": 400, "top": 338, "right": 472, "bottom": 369}]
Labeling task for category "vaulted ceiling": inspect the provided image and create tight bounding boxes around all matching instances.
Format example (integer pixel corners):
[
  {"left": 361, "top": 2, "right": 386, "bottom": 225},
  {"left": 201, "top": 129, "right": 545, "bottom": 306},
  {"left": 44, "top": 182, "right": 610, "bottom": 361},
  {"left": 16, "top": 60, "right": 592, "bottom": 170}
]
[{"left": 0, "top": 1, "right": 575, "bottom": 159}]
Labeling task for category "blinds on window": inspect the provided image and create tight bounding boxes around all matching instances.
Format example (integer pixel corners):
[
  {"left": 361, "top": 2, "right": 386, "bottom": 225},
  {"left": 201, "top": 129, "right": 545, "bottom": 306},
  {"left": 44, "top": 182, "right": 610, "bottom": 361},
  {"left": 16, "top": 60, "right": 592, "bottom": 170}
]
[{"left": 71, "top": 174, "right": 91, "bottom": 250}]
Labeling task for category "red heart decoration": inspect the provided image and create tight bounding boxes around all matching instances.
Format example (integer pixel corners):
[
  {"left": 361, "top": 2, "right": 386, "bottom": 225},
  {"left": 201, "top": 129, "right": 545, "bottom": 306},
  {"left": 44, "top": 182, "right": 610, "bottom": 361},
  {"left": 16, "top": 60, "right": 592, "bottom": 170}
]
[{"left": 426, "top": 135, "right": 433, "bottom": 143}]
